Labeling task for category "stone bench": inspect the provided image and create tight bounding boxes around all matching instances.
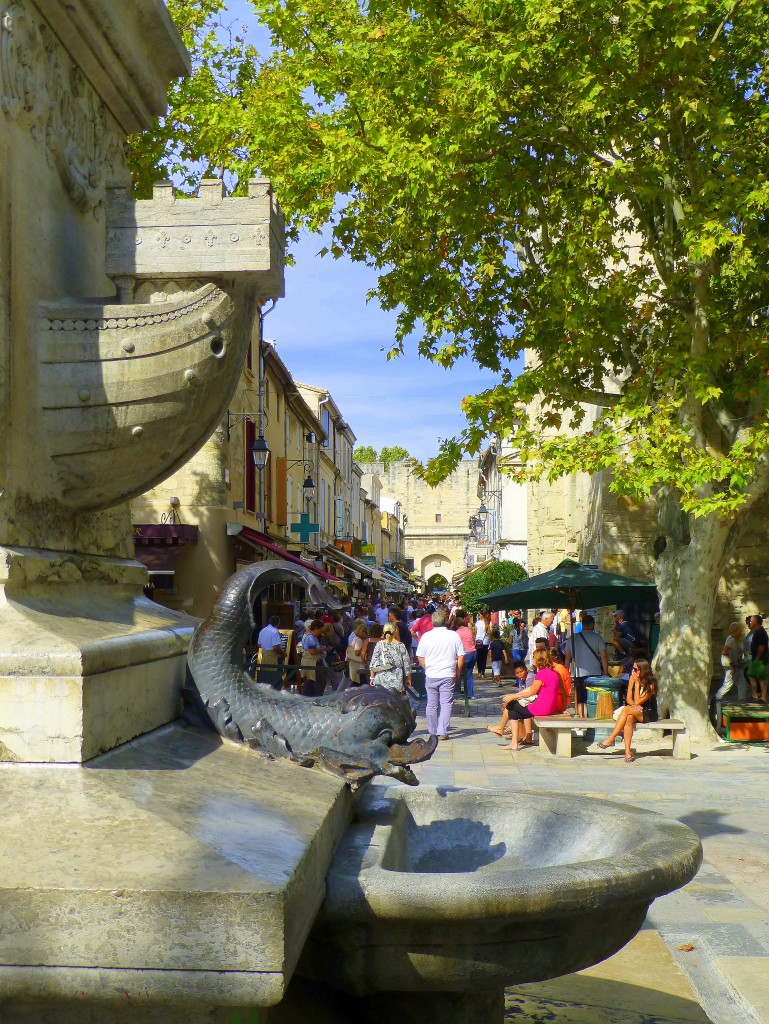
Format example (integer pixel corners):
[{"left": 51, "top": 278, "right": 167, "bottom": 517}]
[{"left": 533, "top": 715, "right": 690, "bottom": 760}]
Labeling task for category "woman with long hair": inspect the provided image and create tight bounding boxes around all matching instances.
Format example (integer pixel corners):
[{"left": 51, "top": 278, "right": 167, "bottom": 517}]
[
  {"left": 454, "top": 614, "right": 477, "bottom": 697},
  {"left": 598, "top": 659, "right": 658, "bottom": 762},
  {"left": 368, "top": 623, "right": 412, "bottom": 694},
  {"left": 474, "top": 611, "right": 491, "bottom": 677}
]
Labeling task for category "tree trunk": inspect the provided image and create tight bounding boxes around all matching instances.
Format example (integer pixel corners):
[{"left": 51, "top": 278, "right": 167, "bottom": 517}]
[{"left": 653, "top": 510, "right": 735, "bottom": 741}]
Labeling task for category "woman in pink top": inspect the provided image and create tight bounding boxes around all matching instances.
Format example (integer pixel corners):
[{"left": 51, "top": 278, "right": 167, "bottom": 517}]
[
  {"left": 454, "top": 615, "right": 477, "bottom": 697},
  {"left": 504, "top": 649, "right": 562, "bottom": 750}
]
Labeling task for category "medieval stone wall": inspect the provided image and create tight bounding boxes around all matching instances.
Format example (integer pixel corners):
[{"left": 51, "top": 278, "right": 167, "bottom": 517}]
[{"left": 359, "top": 460, "right": 482, "bottom": 584}]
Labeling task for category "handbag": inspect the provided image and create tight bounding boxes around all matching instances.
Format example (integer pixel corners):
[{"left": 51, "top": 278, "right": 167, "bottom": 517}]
[
  {"left": 747, "top": 658, "right": 767, "bottom": 680},
  {"left": 517, "top": 694, "right": 538, "bottom": 707}
]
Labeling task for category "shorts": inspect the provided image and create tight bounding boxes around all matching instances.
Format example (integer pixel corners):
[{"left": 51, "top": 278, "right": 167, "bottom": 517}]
[
  {"left": 506, "top": 700, "right": 534, "bottom": 720},
  {"left": 492, "top": 660, "right": 502, "bottom": 677}
]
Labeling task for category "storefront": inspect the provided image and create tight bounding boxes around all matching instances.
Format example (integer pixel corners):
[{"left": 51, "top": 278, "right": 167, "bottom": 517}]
[
  {"left": 133, "top": 523, "right": 199, "bottom": 602},
  {"left": 234, "top": 527, "right": 347, "bottom": 628}
]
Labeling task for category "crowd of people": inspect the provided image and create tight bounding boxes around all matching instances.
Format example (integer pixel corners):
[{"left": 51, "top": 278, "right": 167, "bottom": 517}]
[
  {"left": 255, "top": 592, "right": 769, "bottom": 751},
  {"left": 253, "top": 596, "right": 670, "bottom": 757}
]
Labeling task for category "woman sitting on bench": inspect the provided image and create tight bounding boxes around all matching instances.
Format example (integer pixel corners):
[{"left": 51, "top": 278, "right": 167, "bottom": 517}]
[
  {"left": 503, "top": 649, "right": 562, "bottom": 751},
  {"left": 486, "top": 660, "right": 532, "bottom": 738},
  {"left": 598, "top": 659, "right": 658, "bottom": 763}
]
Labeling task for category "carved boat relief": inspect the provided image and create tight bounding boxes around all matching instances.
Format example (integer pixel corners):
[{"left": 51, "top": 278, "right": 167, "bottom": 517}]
[
  {"left": 37, "top": 179, "right": 285, "bottom": 513},
  {"left": 39, "top": 283, "right": 247, "bottom": 511}
]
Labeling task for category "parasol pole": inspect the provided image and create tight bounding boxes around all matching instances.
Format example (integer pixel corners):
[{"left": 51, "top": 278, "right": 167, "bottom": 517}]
[{"left": 568, "top": 587, "right": 579, "bottom": 716}]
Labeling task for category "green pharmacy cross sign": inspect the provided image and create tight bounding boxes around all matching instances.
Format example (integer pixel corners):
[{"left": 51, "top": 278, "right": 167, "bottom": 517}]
[{"left": 290, "top": 513, "right": 319, "bottom": 545}]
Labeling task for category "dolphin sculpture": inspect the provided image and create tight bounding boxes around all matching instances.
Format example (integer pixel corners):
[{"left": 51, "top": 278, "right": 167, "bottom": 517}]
[{"left": 183, "top": 561, "right": 436, "bottom": 786}]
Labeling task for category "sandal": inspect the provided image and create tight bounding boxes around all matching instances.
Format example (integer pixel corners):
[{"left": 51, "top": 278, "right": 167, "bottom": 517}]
[
  {"left": 597, "top": 740, "right": 614, "bottom": 750},
  {"left": 486, "top": 725, "right": 504, "bottom": 736},
  {"left": 624, "top": 754, "right": 635, "bottom": 763}
]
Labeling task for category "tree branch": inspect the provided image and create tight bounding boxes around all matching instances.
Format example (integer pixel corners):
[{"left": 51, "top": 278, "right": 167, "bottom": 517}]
[
  {"left": 710, "top": 0, "right": 744, "bottom": 45},
  {"left": 625, "top": 190, "right": 676, "bottom": 292},
  {"left": 558, "top": 384, "right": 622, "bottom": 409}
]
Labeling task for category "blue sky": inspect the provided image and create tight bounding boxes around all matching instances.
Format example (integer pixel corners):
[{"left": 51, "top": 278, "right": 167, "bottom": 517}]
[{"left": 216, "top": 0, "right": 501, "bottom": 462}]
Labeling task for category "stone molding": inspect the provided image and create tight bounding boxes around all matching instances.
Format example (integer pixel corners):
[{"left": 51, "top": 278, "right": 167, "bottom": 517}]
[
  {"left": 30, "top": 0, "right": 188, "bottom": 132},
  {"left": 0, "top": 1, "right": 126, "bottom": 213}
]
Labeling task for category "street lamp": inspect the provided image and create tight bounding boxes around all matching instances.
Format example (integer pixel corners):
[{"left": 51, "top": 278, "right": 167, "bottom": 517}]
[
  {"left": 477, "top": 503, "right": 489, "bottom": 523},
  {"left": 226, "top": 412, "right": 270, "bottom": 468},
  {"left": 250, "top": 434, "right": 270, "bottom": 469},
  {"left": 287, "top": 459, "right": 316, "bottom": 505}
]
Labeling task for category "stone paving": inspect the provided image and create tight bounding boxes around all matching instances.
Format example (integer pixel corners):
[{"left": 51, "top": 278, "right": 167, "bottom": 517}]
[{"left": 403, "top": 672, "right": 769, "bottom": 1023}]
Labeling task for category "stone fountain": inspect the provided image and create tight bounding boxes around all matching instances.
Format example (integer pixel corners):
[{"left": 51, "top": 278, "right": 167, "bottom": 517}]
[
  {"left": 0, "top": 3, "right": 703, "bottom": 1023},
  {"left": 0, "top": 0, "right": 283, "bottom": 764}
]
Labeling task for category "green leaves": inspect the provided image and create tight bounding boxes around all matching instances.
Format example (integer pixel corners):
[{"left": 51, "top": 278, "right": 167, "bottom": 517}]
[
  {"left": 353, "top": 445, "right": 378, "bottom": 462},
  {"left": 129, "top": 0, "right": 769, "bottom": 521},
  {"left": 460, "top": 560, "right": 528, "bottom": 615},
  {"left": 353, "top": 445, "right": 412, "bottom": 468}
]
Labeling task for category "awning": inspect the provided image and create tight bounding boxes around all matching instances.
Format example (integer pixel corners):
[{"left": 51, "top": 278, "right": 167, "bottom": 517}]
[
  {"left": 133, "top": 544, "right": 191, "bottom": 573},
  {"left": 381, "top": 566, "right": 413, "bottom": 590},
  {"left": 133, "top": 523, "right": 198, "bottom": 574},
  {"left": 239, "top": 527, "right": 343, "bottom": 584},
  {"left": 322, "top": 545, "right": 383, "bottom": 581}
]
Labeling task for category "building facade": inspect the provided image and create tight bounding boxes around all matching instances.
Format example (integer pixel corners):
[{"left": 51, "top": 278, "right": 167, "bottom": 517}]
[
  {"left": 131, "top": 340, "right": 412, "bottom": 614},
  {"left": 360, "top": 459, "right": 483, "bottom": 588}
]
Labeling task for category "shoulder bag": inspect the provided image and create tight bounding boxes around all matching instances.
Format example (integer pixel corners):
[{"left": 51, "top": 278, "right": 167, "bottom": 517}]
[{"left": 578, "top": 632, "right": 602, "bottom": 672}]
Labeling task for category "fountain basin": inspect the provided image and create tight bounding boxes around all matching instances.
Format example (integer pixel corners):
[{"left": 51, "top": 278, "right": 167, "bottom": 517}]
[{"left": 299, "top": 784, "right": 702, "bottom": 1014}]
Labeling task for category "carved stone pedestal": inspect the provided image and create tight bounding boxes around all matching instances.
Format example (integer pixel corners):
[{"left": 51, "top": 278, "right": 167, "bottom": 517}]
[{"left": 0, "top": 547, "right": 195, "bottom": 762}]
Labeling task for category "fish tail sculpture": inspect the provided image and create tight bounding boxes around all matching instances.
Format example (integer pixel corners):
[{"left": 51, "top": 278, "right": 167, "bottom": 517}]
[{"left": 184, "top": 561, "right": 437, "bottom": 787}]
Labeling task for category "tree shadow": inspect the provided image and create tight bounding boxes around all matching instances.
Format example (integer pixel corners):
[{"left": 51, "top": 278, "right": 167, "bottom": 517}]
[{"left": 677, "top": 809, "right": 744, "bottom": 839}]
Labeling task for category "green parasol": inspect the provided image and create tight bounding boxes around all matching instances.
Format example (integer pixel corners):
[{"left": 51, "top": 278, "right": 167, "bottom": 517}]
[{"left": 478, "top": 559, "right": 657, "bottom": 612}]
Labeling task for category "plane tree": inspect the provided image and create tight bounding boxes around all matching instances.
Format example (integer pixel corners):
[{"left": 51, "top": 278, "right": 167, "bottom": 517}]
[{"left": 131, "top": 0, "right": 769, "bottom": 736}]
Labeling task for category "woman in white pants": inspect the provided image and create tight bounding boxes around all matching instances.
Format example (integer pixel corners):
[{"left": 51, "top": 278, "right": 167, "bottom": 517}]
[{"left": 714, "top": 621, "right": 745, "bottom": 706}]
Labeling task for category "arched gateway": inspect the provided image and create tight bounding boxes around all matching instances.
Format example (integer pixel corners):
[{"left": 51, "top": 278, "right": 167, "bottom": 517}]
[{"left": 421, "top": 553, "right": 453, "bottom": 588}]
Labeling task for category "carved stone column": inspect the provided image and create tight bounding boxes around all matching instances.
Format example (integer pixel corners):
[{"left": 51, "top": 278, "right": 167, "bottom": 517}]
[{"left": 0, "top": 0, "right": 285, "bottom": 761}]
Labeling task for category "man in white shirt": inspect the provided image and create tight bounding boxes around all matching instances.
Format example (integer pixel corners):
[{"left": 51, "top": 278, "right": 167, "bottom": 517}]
[
  {"left": 257, "top": 615, "right": 283, "bottom": 663},
  {"left": 375, "top": 600, "right": 390, "bottom": 626},
  {"left": 527, "top": 611, "right": 554, "bottom": 664},
  {"left": 416, "top": 608, "right": 465, "bottom": 740}
]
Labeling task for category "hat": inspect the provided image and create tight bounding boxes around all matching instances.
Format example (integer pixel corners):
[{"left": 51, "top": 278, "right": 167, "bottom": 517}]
[
  {"left": 613, "top": 609, "right": 625, "bottom": 618},
  {"left": 383, "top": 623, "right": 397, "bottom": 636}
]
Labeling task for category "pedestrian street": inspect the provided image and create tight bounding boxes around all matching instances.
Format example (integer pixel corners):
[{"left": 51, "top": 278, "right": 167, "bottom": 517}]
[{"left": 398, "top": 672, "right": 769, "bottom": 1024}]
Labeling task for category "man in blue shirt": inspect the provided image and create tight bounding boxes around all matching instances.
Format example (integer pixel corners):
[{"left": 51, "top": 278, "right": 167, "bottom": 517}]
[
  {"left": 257, "top": 615, "right": 283, "bottom": 659},
  {"left": 610, "top": 610, "right": 636, "bottom": 654}
]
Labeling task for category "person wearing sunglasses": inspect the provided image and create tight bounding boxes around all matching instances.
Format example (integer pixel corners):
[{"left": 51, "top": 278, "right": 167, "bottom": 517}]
[{"left": 597, "top": 659, "right": 658, "bottom": 762}]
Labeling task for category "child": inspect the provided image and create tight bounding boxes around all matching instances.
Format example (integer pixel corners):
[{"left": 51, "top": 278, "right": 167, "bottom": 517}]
[{"left": 489, "top": 627, "right": 509, "bottom": 687}]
